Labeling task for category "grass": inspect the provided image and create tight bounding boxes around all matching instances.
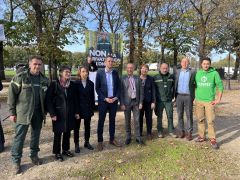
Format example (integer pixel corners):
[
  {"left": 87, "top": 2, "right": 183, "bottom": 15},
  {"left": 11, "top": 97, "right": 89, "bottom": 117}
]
[{"left": 68, "top": 139, "right": 239, "bottom": 179}]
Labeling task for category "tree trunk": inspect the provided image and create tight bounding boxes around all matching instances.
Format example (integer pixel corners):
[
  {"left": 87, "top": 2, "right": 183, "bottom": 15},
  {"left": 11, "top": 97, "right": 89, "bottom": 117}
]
[
  {"left": 173, "top": 38, "right": 178, "bottom": 66},
  {"left": 198, "top": 21, "right": 206, "bottom": 65},
  {"left": 233, "top": 50, "right": 240, "bottom": 79},
  {"left": 0, "top": 42, "right": 5, "bottom": 80},
  {"left": 128, "top": 1, "right": 135, "bottom": 64},
  {"left": 161, "top": 46, "right": 165, "bottom": 63},
  {"left": 137, "top": 25, "right": 143, "bottom": 66}
]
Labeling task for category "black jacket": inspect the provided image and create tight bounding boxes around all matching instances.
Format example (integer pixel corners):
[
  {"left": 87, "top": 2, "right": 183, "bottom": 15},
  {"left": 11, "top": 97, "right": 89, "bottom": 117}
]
[
  {"left": 141, "top": 75, "right": 156, "bottom": 103},
  {"left": 45, "top": 80, "right": 79, "bottom": 133},
  {"left": 84, "top": 61, "right": 98, "bottom": 72},
  {"left": 75, "top": 79, "right": 95, "bottom": 119}
]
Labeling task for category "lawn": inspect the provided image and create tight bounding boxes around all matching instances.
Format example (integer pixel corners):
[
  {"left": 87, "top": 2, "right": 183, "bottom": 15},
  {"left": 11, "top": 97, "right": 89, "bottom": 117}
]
[{"left": 68, "top": 139, "right": 238, "bottom": 179}]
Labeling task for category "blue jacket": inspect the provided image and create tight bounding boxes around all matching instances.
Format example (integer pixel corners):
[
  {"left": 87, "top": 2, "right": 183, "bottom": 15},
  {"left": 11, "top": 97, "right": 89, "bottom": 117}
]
[{"left": 95, "top": 69, "right": 120, "bottom": 103}]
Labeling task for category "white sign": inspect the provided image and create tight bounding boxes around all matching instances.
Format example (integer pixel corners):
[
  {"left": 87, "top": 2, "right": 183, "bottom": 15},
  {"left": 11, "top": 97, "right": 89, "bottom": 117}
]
[{"left": 0, "top": 24, "right": 6, "bottom": 41}]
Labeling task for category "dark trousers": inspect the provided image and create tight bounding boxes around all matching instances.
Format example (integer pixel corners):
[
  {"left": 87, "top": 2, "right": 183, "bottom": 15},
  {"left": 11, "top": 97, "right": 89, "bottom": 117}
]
[
  {"left": 139, "top": 101, "right": 153, "bottom": 135},
  {"left": 11, "top": 123, "right": 41, "bottom": 164},
  {"left": 176, "top": 94, "right": 193, "bottom": 133},
  {"left": 11, "top": 112, "right": 42, "bottom": 164},
  {"left": 53, "top": 131, "right": 71, "bottom": 154},
  {"left": 156, "top": 101, "right": 174, "bottom": 133},
  {"left": 0, "top": 121, "right": 5, "bottom": 151},
  {"left": 74, "top": 118, "right": 91, "bottom": 144},
  {"left": 97, "top": 101, "right": 118, "bottom": 142}
]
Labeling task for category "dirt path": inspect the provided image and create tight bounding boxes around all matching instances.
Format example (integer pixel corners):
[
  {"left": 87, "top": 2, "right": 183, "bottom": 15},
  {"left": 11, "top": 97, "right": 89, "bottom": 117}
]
[{"left": 0, "top": 89, "right": 239, "bottom": 179}]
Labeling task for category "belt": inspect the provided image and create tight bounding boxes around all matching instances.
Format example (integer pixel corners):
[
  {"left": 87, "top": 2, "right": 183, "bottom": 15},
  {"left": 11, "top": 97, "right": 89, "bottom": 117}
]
[
  {"left": 178, "top": 93, "right": 190, "bottom": 96},
  {"left": 131, "top": 98, "right": 136, "bottom": 100}
]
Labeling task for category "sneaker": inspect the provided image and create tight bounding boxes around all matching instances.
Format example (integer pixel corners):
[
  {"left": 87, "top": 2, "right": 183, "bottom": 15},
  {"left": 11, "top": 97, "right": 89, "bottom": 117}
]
[
  {"left": 62, "top": 151, "right": 74, "bottom": 157},
  {"left": 158, "top": 132, "right": 164, "bottom": 138},
  {"left": 169, "top": 133, "right": 177, "bottom": 138},
  {"left": 210, "top": 139, "right": 219, "bottom": 149},
  {"left": 13, "top": 163, "right": 22, "bottom": 175},
  {"left": 31, "top": 156, "right": 42, "bottom": 165},
  {"left": 195, "top": 136, "right": 205, "bottom": 143}
]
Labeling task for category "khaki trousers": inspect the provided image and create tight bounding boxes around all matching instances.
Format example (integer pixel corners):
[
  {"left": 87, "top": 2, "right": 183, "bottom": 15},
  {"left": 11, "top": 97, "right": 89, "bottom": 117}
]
[{"left": 195, "top": 100, "right": 216, "bottom": 139}]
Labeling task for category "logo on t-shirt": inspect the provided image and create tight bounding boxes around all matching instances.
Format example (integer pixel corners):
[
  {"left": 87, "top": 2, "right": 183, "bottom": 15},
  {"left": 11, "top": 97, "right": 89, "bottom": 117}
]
[
  {"left": 198, "top": 75, "right": 211, "bottom": 87},
  {"left": 201, "top": 76, "right": 207, "bottom": 82}
]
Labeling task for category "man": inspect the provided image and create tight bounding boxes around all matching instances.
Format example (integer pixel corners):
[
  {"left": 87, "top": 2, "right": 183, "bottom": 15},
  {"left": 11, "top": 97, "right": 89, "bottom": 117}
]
[
  {"left": 120, "top": 63, "right": 144, "bottom": 145},
  {"left": 85, "top": 56, "right": 98, "bottom": 72},
  {"left": 194, "top": 57, "right": 223, "bottom": 149},
  {"left": 175, "top": 57, "right": 196, "bottom": 140},
  {"left": 8, "top": 56, "right": 48, "bottom": 174},
  {"left": 154, "top": 63, "right": 177, "bottom": 138},
  {"left": 0, "top": 78, "right": 4, "bottom": 152},
  {"left": 95, "top": 55, "right": 121, "bottom": 151},
  {"left": 96, "top": 32, "right": 112, "bottom": 55}
]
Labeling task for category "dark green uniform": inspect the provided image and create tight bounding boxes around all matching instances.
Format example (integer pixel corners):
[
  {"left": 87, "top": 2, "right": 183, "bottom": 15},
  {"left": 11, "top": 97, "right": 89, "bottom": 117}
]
[
  {"left": 7, "top": 70, "right": 48, "bottom": 164},
  {"left": 154, "top": 72, "right": 175, "bottom": 133}
]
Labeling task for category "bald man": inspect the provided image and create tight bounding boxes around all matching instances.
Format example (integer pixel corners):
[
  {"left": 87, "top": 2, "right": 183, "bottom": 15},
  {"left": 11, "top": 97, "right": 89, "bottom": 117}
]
[{"left": 154, "top": 63, "right": 177, "bottom": 138}]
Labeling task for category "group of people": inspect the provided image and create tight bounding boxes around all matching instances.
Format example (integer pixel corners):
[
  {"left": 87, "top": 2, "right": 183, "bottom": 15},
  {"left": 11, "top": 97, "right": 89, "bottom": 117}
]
[{"left": 5, "top": 55, "right": 223, "bottom": 175}]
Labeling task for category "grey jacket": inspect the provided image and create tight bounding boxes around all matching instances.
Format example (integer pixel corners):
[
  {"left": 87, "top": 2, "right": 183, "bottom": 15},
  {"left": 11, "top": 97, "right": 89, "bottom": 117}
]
[{"left": 120, "top": 75, "right": 144, "bottom": 106}]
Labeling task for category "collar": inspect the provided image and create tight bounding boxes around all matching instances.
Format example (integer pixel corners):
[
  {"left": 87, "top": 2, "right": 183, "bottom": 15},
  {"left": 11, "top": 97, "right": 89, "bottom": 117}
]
[
  {"left": 181, "top": 68, "right": 190, "bottom": 72},
  {"left": 105, "top": 68, "right": 113, "bottom": 73}
]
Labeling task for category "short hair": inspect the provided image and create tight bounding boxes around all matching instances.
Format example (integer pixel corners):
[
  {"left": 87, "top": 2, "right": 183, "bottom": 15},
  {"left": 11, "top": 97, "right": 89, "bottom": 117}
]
[
  {"left": 59, "top": 65, "right": 71, "bottom": 73},
  {"left": 105, "top": 55, "right": 113, "bottom": 61},
  {"left": 140, "top": 64, "right": 149, "bottom": 70},
  {"left": 200, "top": 57, "right": 211, "bottom": 64},
  {"left": 29, "top": 55, "right": 43, "bottom": 62},
  {"left": 139, "top": 64, "right": 149, "bottom": 74},
  {"left": 181, "top": 57, "right": 190, "bottom": 62},
  {"left": 126, "top": 63, "right": 135, "bottom": 69},
  {"left": 160, "top": 62, "right": 169, "bottom": 67}
]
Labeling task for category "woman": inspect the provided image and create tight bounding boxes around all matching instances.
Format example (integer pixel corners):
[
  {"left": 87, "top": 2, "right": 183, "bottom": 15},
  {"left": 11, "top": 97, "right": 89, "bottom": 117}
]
[
  {"left": 45, "top": 66, "right": 80, "bottom": 161},
  {"left": 74, "top": 66, "right": 95, "bottom": 153},
  {"left": 139, "top": 64, "right": 156, "bottom": 140}
]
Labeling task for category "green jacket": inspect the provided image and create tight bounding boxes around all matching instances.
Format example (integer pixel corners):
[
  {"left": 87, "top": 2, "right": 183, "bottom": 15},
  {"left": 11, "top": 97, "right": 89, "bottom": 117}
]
[
  {"left": 154, "top": 72, "right": 175, "bottom": 102},
  {"left": 195, "top": 67, "right": 223, "bottom": 102},
  {"left": 7, "top": 70, "right": 49, "bottom": 125}
]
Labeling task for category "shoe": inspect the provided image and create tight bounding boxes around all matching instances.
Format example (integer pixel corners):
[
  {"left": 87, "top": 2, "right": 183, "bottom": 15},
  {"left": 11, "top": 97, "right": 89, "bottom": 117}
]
[
  {"left": 13, "top": 163, "right": 22, "bottom": 175},
  {"left": 125, "top": 138, "right": 131, "bottom": 145},
  {"left": 195, "top": 136, "right": 205, "bottom": 143},
  {"left": 62, "top": 151, "right": 74, "bottom": 157},
  {"left": 97, "top": 142, "right": 104, "bottom": 151},
  {"left": 136, "top": 138, "right": 145, "bottom": 145},
  {"left": 109, "top": 140, "right": 121, "bottom": 147},
  {"left": 31, "top": 156, "right": 42, "bottom": 165},
  {"left": 158, "top": 132, "right": 164, "bottom": 138},
  {"left": 75, "top": 144, "right": 80, "bottom": 153},
  {"left": 186, "top": 133, "right": 193, "bottom": 141},
  {"left": 177, "top": 131, "right": 185, "bottom": 138},
  {"left": 84, "top": 142, "right": 94, "bottom": 150},
  {"left": 55, "top": 154, "right": 64, "bottom": 162},
  {"left": 169, "top": 133, "right": 177, "bottom": 138},
  {"left": 210, "top": 139, "right": 219, "bottom": 149},
  {"left": 147, "top": 134, "right": 153, "bottom": 140}
]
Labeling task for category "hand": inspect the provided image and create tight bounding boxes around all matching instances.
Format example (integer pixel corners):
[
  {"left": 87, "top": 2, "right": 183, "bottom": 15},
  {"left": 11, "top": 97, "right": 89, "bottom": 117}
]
[
  {"left": 105, "top": 98, "right": 113, "bottom": 103},
  {"left": 139, "top": 103, "right": 143, "bottom": 110},
  {"left": 51, "top": 116, "right": 57, "bottom": 121},
  {"left": 9, "top": 115, "right": 17, "bottom": 123},
  {"left": 193, "top": 99, "right": 196, "bottom": 105},
  {"left": 112, "top": 97, "right": 118, "bottom": 103},
  {"left": 151, "top": 103, "right": 155, "bottom": 110},
  {"left": 172, "top": 98, "right": 176, "bottom": 103},
  {"left": 211, "top": 99, "right": 220, "bottom": 105},
  {"left": 75, "top": 114, "right": 80, "bottom": 119},
  {"left": 121, "top": 105, "right": 126, "bottom": 111}
]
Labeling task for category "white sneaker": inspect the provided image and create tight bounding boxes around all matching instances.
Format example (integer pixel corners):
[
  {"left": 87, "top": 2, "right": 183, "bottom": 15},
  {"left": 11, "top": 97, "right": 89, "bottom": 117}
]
[{"left": 169, "top": 133, "right": 177, "bottom": 138}]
